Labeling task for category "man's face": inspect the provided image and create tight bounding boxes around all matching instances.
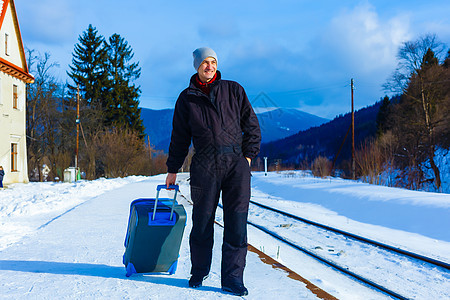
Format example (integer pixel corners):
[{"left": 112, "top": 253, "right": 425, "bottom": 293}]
[{"left": 197, "top": 57, "right": 217, "bottom": 83}]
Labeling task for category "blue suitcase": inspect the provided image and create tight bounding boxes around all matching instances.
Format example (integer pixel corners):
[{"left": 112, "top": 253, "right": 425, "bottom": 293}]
[{"left": 123, "top": 184, "right": 186, "bottom": 277}]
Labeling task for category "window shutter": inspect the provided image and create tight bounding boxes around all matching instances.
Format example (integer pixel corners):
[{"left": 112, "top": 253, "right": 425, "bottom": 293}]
[
  {"left": 13, "top": 84, "right": 18, "bottom": 109},
  {"left": 4, "top": 33, "right": 8, "bottom": 56}
]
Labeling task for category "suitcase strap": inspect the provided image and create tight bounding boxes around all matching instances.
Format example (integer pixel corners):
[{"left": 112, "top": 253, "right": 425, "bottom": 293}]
[{"left": 153, "top": 185, "right": 179, "bottom": 221}]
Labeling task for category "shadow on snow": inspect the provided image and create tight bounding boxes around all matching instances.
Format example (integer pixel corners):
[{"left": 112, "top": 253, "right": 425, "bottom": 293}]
[{"left": 0, "top": 259, "right": 216, "bottom": 290}]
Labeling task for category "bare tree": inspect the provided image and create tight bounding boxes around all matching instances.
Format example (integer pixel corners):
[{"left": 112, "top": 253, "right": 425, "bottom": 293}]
[
  {"left": 91, "top": 128, "right": 150, "bottom": 178},
  {"left": 26, "top": 50, "right": 62, "bottom": 181},
  {"left": 311, "top": 156, "right": 332, "bottom": 178},
  {"left": 384, "top": 34, "right": 447, "bottom": 94}
]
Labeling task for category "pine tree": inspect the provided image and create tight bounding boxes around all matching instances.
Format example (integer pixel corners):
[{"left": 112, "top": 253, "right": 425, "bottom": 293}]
[
  {"left": 443, "top": 49, "right": 450, "bottom": 69},
  {"left": 67, "top": 26, "right": 145, "bottom": 138},
  {"left": 67, "top": 24, "right": 109, "bottom": 109},
  {"left": 439, "top": 49, "right": 450, "bottom": 149},
  {"left": 104, "top": 33, "right": 145, "bottom": 137},
  {"left": 421, "top": 48, "right": 439, "bottom": 69},
  {"left": 376, "top": 96, "right": 391, "bottom": 136}
]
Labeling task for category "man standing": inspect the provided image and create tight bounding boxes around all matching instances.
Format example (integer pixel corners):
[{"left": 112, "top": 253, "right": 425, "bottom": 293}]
[
  {"left": 0, "top": 166, "right": 4, "bottom": 189},
  {"left": 166, "top": 47, "right": 261, "bottom": 296}
]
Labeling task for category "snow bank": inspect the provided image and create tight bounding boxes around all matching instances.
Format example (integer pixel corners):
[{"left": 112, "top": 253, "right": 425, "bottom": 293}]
[{"left": 0, "top": 176, "right": 147, "bottom": 250}]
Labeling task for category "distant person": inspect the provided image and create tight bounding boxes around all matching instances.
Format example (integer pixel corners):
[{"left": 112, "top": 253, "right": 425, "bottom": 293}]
[
  {"left": 165, "top": 47, "right": 261, "bottom": 296},
  {"left": 0, "top": 166, "right": 4, "bottom": 188}
]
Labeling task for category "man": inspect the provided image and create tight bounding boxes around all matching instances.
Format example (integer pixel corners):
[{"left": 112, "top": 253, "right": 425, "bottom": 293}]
[
  {"left": 165, "top": 47, "right": 261, "bottom": 296},
  {"left": 0, "top": 166, "right": 4, "bottom": 189}
]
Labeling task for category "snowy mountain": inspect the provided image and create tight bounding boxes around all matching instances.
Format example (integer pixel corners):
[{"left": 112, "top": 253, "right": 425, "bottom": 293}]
[
  {"left": 141, "top": 107, "right": 328, "bottom": 152},
  {"left": 256, "top": 108, "right": 328, "bottom": 143}
]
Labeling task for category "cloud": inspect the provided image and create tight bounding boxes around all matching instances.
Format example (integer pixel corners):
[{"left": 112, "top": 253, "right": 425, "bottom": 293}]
[
  {"left": 319, "top": 3, "right": 412, "bottom": 73},
  {"left": 267, "top": 2, "right": 416, "bottom": 117},
  {"left": 206, "top": 2, "right": 415, "bottom": 117}
]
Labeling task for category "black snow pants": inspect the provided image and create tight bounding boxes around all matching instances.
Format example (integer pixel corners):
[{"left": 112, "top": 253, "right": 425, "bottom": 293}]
[{"left": 189, "top": 148, "right": 251, "bottom": 286}]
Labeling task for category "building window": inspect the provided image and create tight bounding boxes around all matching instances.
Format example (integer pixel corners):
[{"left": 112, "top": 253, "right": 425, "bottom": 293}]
[
  {"left": 5, "top": 33, "right": 8, "bottom": 56},
  {"left": 11, "top": 143, "right": 18, "bottom": 172},
  {"left": 13, "top": 84, "right": 18, "bottom": 109}
]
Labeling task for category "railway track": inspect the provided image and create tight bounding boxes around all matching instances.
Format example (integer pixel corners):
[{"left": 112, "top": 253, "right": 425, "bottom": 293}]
[
  {"left": 174, "top": 176, "right": 448, "bottom": 299},
  {"left": 249, "top": 200, "right": 450, "bottom": 270},
  {"left": 246, "top": 199, "right": 450, "bottom": 300},
  {"left": 177, "top": 190, "right": 338, "bottom": 299}
]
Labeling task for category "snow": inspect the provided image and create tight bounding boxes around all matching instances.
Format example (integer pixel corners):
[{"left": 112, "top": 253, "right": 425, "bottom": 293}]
[
  {"left": 252, "top": 107, "right": 278, "bottom": 114},
  {"left": 0, "top": 176, "right": 149, "bottom": 250},
  {"left": 0, "top": 171, "right": 449, "bottom": 299},
  {"left": 423, "top": 148, "right": 450, "bottom": 193}
]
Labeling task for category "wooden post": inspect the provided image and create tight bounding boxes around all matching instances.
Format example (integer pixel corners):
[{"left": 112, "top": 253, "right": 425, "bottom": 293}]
[
  {"left": 76, "top": 85, "right": 80, "bottom": 171},
  {"left": 147, "top": 136, "right": 153, "bottom": 175}
]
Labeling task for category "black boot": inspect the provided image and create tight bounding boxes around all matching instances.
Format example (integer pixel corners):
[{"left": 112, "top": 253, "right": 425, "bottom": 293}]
[
  {"left": 188, "top": 274, "right": 208, "bottom": 288},
  {"left": 221, "top": 282, "right": 248, "bottom": 296}
]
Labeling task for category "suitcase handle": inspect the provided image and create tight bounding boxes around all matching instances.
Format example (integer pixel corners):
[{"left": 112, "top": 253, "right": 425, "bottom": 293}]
[
  {"left": 153, "top": 184, "right": 179, "bottom": 221},
  {"left": 157, "top": 184, "right": 179, "bottom": 191}
]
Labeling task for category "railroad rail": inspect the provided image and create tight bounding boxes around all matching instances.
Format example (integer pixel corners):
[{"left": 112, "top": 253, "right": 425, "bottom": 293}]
[
  {"left": 178, "top": 192, "right": 338, "bottom": 299},
  {"left": 247, "top": 199, "right": 450, "bottom": 300},
  {"left": 249, "top": 200, "right": 450, "bottom": 270},
  {"left": 174, "top": 178, "right": 448, "bottom": 299}
]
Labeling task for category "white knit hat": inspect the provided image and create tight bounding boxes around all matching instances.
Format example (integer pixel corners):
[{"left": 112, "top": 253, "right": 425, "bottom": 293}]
[{"left": 193, "top": 47, "right": 218, "bottom": 71}]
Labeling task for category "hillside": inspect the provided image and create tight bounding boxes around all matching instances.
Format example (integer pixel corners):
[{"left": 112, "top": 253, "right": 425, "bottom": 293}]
[
  {"left": 256, "top": 108, "right": 329, "bottom": 142},
  {"left": 140, "top": 108, "right": 174, "bottom": 151},
  {"left": 259, "top": 101, "right": 383, "bottom": 165}
]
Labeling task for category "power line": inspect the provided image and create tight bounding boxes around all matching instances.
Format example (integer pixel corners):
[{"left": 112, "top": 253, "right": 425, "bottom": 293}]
[
  {"left": 140, "top": 81, "right": 350, "bottom": 101},
  {"left": 250, "top": 82, "right": 349, "bottom": 97}
]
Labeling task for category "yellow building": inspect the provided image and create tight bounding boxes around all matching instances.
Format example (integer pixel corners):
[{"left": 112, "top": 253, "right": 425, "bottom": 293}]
[{"left": 0, "top": 0, "right": 34, "bottom": 184}]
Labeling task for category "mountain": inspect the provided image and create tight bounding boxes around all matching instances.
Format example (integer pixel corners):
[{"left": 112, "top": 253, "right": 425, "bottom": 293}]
[
  {"left": 256, "top": 108, "right": 329, "bottom": 143},
  {"left": 259, "top": 101, "right": 383, "bottom": 165},
  {"left": 140, "top": 107, "right": 329, "bottom": 152},
  {"left": 140, "top": 108, "right": 174, "bottom": 151}
]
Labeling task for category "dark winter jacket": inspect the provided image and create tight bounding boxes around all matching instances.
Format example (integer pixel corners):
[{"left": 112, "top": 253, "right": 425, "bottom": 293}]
[
  {"left": 0, "top": 170, "right": 4, "bottom": 181},
  {"left": 166, "top": 71, "right": 261, "bottom": 173}
]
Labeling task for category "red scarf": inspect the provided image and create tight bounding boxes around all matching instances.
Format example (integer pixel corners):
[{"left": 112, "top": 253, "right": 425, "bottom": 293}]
[{"left": 195, "top": 72, "right": 217, "bottom": 95}]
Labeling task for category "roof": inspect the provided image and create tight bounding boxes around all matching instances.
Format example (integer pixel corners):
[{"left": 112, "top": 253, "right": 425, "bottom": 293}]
[{"left": 0, "top": 0, "right": 34, "bottom": 83}]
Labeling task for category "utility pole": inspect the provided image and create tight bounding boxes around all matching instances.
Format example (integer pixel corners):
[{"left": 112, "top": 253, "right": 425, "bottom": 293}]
[
  {"left": 147, "top": 136, "right": 153, "bottom": 175},
  {"left": 76, "top": 85, "right": 80, "bottom": 172},
  {"left": 351, "top": 78, "right": 355, "bottom": 180}
]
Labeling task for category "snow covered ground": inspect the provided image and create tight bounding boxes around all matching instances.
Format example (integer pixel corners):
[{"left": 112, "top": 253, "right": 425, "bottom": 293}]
[{"left": 0, "top": 171, "right": 449, "bottom": 299}]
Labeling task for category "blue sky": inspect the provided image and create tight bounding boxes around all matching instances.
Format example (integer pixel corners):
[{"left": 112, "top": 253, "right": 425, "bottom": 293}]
[{"left": 15, "top": 0, "right": 450, "bottom": 119}]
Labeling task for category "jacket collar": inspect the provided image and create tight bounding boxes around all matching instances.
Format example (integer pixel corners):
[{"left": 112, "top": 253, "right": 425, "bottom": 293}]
[{"left": 189, "top": 70, "right": 222, "bottom": 91}]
